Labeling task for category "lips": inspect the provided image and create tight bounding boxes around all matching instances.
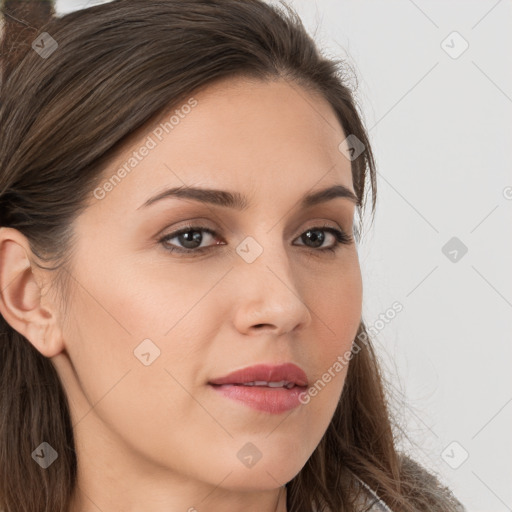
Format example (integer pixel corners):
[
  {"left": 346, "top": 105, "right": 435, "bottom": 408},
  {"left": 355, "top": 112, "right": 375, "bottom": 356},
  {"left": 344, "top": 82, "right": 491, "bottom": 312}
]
[
  {"left": 208, "top": 363, "right": 308, "bottom": 388},
  {"left": 208, "top": 363, "right": 309, "bottom": 414}
]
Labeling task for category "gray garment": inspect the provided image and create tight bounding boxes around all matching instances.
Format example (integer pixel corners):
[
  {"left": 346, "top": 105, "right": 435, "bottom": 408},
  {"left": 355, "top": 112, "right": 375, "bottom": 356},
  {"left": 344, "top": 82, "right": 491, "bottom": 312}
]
[
  {"left": 352, "top": 475, "right": 394, "bottom": 511},
  {"left": 312, "top": 473, "right": 467, "bottom": 512},
  {"left": 311, "top": 475, "right": 394, "bottom": 512}
]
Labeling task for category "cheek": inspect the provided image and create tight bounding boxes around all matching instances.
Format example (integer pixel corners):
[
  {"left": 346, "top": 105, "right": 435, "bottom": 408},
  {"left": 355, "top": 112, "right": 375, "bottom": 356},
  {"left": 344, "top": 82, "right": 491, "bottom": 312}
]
[
  {"left": 62, "top": 254, "right": 215, "bottom": 409},
  {"left": 299, "top": 258, "right": 362, "bottom": 418},
  {"left": 61, "top": 273, "right": 209, "bottom": 468},
  {"left": 105, "top": 255, "right": 230, "bottom": 337},
  {"left": 308, "top": 253, "right": 362, "bottom": 349}
]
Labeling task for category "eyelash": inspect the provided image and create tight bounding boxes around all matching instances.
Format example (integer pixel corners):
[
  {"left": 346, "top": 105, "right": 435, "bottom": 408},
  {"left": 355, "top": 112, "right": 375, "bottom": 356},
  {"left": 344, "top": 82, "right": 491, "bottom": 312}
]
[{"left": 158, "top": 223, "right": 353, "bottom": 256}]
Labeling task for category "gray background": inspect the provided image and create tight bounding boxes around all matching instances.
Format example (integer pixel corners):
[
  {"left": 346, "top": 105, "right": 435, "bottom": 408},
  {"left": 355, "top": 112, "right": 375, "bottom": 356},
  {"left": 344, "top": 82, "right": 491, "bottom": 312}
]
[{"left": 53, "top": 1, "right": 512, "bottom": 510}]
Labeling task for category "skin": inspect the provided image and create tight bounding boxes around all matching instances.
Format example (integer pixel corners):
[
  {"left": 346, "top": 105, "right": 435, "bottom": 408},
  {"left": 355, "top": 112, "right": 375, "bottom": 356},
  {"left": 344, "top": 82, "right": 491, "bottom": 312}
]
[{"left": 0, "top": 76, "right": 362, "bottom": 512}]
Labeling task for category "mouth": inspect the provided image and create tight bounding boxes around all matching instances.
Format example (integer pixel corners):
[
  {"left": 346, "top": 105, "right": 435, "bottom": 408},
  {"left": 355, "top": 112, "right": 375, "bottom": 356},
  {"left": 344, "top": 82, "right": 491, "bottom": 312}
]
[
  {"left": 208, "top": 363, "right": 309, "bottom": 414},
  {"left": 208, "top": 362, "right": 309, "bottom": 387},
  {"left": 209, "top": 380, "right": 303, "bottom": 389}
]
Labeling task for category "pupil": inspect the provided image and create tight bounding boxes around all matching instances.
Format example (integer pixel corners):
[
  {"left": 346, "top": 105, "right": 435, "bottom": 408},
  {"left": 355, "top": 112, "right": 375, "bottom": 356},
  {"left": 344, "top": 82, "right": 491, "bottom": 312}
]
[
  {"left": 180, "top": 230, "right": 202, "bottom": 249},
  {"left": 304, "top": 229, "right": 324, "bottom": 248}
]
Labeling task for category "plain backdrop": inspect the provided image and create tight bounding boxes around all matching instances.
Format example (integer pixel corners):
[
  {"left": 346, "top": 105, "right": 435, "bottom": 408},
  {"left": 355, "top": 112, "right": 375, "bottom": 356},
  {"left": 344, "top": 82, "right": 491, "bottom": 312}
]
[{"left": 53, "top": 1, "right": 512, "bottom": 511}]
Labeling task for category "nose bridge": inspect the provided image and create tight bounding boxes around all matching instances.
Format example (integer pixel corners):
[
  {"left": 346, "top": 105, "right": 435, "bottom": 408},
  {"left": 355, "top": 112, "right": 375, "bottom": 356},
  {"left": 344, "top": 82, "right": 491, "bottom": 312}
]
[
  {"left": 235, "top": 226, "right": 293, "bottom": 286},
  {"left": 232, "top": 227, "right": 311, "bottom": 331}
]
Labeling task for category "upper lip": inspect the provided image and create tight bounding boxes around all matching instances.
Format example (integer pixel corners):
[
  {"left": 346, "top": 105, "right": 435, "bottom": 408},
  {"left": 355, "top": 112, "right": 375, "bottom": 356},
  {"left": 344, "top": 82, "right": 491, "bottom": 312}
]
[{"left": 208, "top": 363, "right": 308, "bottom": 387}]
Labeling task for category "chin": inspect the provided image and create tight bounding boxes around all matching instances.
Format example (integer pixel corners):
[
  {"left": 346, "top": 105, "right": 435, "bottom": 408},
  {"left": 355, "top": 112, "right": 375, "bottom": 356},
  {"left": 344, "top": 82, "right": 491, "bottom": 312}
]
[{"left": 218, "top": 458, "right": 305, "bottom": 491}]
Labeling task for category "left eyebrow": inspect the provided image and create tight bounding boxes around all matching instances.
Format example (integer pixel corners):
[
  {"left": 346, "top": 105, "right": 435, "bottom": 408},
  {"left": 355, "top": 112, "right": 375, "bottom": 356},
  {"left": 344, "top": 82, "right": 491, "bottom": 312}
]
[{"left": 137, "top": 184, "right": 359, "bottom": 211}]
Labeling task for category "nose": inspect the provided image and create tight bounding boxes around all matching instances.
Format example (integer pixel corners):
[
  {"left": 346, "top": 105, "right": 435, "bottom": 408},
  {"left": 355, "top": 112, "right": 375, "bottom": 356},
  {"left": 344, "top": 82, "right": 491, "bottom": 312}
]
[{"left": 230, "top": 240, "right": 313, "bottom": 336}]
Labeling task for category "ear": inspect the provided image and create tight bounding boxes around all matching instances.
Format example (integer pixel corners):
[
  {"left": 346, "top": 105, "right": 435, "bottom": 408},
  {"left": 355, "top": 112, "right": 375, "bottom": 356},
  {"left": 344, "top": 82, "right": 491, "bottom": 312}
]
[{"left": 0, "top": 227, "right": 65, "bottom": 358}]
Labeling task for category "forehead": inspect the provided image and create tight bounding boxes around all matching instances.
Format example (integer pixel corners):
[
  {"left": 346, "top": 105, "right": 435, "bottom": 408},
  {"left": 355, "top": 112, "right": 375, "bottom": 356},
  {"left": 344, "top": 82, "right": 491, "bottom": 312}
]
[{"left": 87, "top": 77, "right": 353, "bottom": 217}]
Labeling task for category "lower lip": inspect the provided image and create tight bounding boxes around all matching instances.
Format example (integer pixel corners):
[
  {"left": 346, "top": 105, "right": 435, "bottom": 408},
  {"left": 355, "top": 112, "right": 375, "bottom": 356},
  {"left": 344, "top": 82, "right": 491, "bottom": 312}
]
[{"left": 209, "top": 384, "right": 308, "bottom": 414}]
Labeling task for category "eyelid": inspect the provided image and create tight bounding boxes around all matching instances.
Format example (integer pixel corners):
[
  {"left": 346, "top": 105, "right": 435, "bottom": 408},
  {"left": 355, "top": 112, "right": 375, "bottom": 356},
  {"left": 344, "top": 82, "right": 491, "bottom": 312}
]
[{"left": 159, "top": 219, "right": 345, "bottom": 242}]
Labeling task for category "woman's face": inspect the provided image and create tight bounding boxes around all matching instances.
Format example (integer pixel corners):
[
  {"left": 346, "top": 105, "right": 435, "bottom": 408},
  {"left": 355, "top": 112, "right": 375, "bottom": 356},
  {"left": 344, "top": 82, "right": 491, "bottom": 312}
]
[{"left": 52, "top": 77, "right": 362, "bottom": 504}]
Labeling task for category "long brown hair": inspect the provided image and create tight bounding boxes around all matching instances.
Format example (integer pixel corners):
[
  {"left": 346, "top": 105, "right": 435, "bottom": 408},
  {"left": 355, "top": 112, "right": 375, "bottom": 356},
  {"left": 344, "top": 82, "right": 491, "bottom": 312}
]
[{"left": 0, "top": 1, "right": 464, "bottom": 511}]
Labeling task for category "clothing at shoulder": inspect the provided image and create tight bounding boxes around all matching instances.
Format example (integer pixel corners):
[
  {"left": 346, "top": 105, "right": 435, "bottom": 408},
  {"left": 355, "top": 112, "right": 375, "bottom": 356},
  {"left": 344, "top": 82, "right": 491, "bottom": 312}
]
[
  {"left": 312, "top": 472, "right": 467, "bottom": 512},
  {"left": 352, "top": 475, "right": 395, "bottom": 512},
  {"left": 352, "top": 473, "right": 468, "bottom": 512},
  {"left": 310, "top": 476, "right": 395, "bottom": 512}
]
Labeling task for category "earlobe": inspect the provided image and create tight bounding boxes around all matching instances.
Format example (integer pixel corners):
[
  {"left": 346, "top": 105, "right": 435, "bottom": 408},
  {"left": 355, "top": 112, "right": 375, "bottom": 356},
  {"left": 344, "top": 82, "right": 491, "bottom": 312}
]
[{"left": 0, "top": 227, "right": 64, "bottom": 358}]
